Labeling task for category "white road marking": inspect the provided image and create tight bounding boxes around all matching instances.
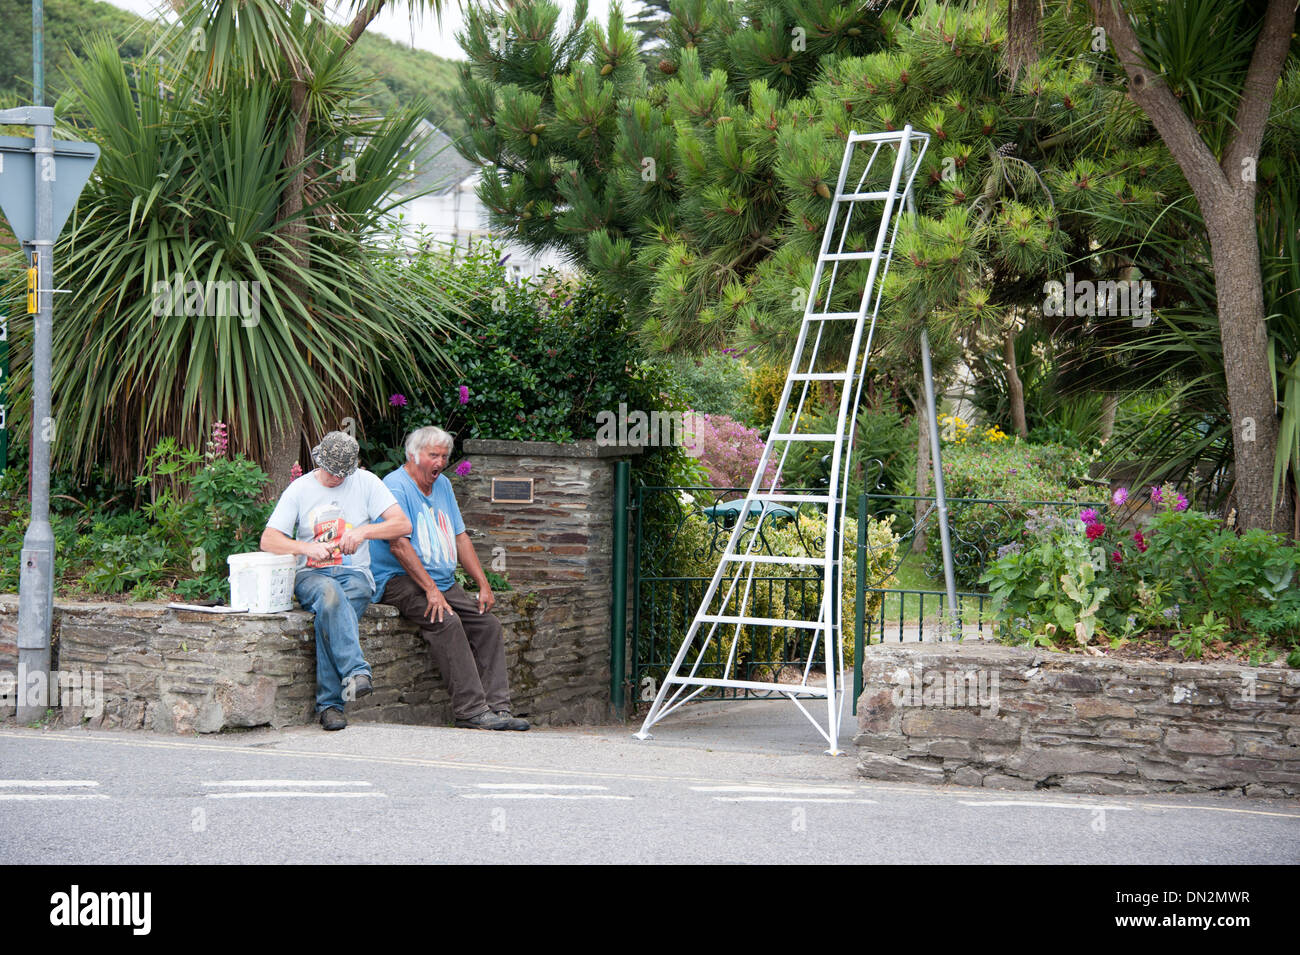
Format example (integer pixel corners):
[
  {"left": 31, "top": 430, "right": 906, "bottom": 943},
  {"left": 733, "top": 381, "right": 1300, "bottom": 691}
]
[
  {"left": 693, "top": 785, "right": 857, "bottom": 795},
  {"left": 0, "top": 780, "right": 99, "bottom": 787},
  {"left": 0, "top": 794, "right": 110, "bottom": 801},
  {"left": 711, "top": 796, "right": 879, "bottom": 804},
  {"left": 202, "top": 780, "right": 372, "bottom": 788},
  {"left": 460, "top": 793, "right": 632, "bottom": 801},
  {"left": 960, "top": 801, "right": 1133, "bottom": 811},
  {"left": 205, "top": 791, "right": 387, "bottom": 799},
  {"left": 474, "top": 783, "right": 608, "bottom": 791}
]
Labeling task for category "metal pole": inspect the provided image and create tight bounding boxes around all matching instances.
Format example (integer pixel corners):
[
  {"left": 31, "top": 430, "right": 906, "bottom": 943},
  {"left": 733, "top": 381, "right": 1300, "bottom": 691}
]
[
  {"left": 920, "top": 328, "right": 960, "bottom": 641},
  {"left": 852, "top": 491, "right": 866, "bottom": 715},
  {"left": 32, "top": 0, "right": 44, "bottom": 108},
  {"left": 609, "top": 459, "right": 630, "bottom": 717},
  {"left": 16, "top": 85, "right": 55, "bottom": 720}
]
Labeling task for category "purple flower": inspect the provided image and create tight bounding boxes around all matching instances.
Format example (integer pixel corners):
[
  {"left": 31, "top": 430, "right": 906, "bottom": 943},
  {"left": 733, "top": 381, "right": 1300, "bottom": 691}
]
[
  {"left": 1080, "top": 507, "right": 1100, "bottom": 524},
  {"left": 1007, "top": 468, "right": 1018, "bottom": 475},
  {"left": 1112, "top": 487, "right": 1128, "bottom": 507},
  {"left": 455, "top": 459, "right": 472, "bottom": 477},
  {"left": 1175, "top": 492, "right": 1189, "bottom": 511},
  {"left": 1150, "top": 485, "right": 1163, "bottom": 504},
  {"left": 458, "top": 385, "right": 470, "bottom": 406},
  {"left": 389, "top": 393, "right": 407, "bottom": 407}
]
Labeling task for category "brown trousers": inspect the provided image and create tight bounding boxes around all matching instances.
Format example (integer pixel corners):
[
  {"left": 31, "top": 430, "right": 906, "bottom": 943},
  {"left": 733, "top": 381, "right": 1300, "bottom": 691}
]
[{"left": 380, "top": 577, "right": 510, "bottom": 720}]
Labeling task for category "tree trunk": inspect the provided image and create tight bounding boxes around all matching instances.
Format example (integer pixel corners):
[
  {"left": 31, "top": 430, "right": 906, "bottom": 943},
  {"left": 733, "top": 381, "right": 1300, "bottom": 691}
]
[
  {"left": 1207, "top": 197, "right": 1290, "bottom": 534},
  {"left": 1099, "top": 392, "right": 1118, "bottom": 443},
  {"left": 1004, "top": 325, "right": 1028, "bottom": 438}
]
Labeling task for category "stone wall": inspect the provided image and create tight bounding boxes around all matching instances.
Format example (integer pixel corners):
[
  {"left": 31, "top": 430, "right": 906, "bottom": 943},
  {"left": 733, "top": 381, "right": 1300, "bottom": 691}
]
[
  {"left": 0, "top": 591, "right": 609, "bottom": 732},
  {"left": 856, "top": 642, "right": 1300, "bottom": 797}
]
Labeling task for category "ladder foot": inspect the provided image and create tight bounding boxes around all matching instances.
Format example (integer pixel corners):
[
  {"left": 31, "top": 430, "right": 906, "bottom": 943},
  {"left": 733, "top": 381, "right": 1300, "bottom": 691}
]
[{"left": 632, "top": 731, "right": 654, "bottom": 741}]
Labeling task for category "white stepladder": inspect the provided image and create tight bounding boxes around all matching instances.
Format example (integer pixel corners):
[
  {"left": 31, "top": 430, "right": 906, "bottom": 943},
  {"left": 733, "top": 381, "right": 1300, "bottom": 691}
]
[{"left": 634, "top": 125, "right": 959, "bottom": 754}]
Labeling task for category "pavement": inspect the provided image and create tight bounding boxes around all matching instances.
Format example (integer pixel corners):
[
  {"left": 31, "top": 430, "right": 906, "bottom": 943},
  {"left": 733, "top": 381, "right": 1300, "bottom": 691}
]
[{"left": 1, "top": 693, "right": 1297, "bottom": 864}]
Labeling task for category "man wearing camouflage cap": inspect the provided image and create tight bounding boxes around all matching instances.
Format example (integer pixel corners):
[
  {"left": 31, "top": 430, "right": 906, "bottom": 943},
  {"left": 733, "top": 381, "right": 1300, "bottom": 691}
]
[{"left": 261, "top": 431, "right": 411, "bottom": 730}]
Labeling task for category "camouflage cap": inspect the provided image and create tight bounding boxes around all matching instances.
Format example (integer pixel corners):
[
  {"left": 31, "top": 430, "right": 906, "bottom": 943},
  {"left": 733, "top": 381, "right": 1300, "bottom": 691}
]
[{"left": 310, "top": 431, "right": 359, "bottom": 478}]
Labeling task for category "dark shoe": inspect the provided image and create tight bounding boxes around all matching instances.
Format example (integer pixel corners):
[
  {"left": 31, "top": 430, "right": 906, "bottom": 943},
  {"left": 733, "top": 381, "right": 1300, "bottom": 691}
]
[
  {"left": 493, "top": 710, "right": 530, "bottom": 731},
  {"left": 344, "top": 672, "right": 373, "bottom": 700},
  {"left": 320, "top": 707, "right": 347, "bottom": 731},
  {"left": 454, "top": 710, "right": 511, "bottom": 731}
]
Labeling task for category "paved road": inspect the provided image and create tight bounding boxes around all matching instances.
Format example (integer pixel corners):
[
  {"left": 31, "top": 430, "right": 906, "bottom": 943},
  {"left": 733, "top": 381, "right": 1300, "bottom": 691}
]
[{"left": 1, "top": 701, "right": 1296, "bottom": 864}]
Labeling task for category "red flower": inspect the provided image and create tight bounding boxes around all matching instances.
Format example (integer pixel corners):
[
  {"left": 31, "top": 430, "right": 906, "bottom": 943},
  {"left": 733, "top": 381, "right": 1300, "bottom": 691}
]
[
  {"left": 1111, "top": 550, "right": 1122, "bottom": 565},
  {"left": 1132, "top": 530, "right": 1148, "bottom": 553},
  {"left": 1085, "top": 522, "right": 1106, "bottom": 541}
]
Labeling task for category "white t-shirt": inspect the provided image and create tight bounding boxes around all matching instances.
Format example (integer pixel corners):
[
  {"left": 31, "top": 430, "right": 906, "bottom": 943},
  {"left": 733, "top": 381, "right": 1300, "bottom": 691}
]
[{"left": 265, "top": 469, "right": 398, "bottom": 595}]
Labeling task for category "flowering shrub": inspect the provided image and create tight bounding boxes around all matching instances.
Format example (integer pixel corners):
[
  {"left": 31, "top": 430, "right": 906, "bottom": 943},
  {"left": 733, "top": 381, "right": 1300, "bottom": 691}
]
[
  {"left": 982, "top": 484, "right": 1300, "bottom": 665},
  {"left": 938, "top": 414, "right": 1009, "bottom": 447},
  {"left": 692, "top": 413, "right": 779, "bottom": 490}
]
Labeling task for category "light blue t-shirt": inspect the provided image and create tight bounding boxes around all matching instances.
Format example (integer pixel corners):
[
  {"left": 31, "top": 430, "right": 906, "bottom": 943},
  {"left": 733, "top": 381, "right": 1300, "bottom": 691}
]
[{"left": 369, "top": 468, "right": 466, "bottom": 597}]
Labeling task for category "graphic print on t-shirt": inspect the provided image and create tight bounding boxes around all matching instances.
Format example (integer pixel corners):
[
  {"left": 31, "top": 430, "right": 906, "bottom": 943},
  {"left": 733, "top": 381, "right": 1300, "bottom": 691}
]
[
  {"left": 306, "top": 503, "right": 352, "bottom": 568},
  {"left": 414, "top": 503, "right": 456, "bottom": 575}
]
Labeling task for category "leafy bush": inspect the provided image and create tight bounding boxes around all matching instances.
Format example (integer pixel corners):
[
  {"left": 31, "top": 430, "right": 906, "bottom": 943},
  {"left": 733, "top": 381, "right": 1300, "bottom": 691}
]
[
  {"left": 360, "top": 241, "right": 672, "bottom": 469},
  {"left": 657, "top": 353, "right": 753, "bottom": 420},
  {"left": 691, "top": 413, "right": 777, "bottom": 490},
  {"left": 1, "top": 431, "right": 270, "bottom": 601},
  {"left": 744, "top": 363, "right": 788, "bottom": 430},
  {"left": 925, "top": 440, "right": 1096, "bottom": 588},
  {"left": 983, "top": 486, "right": 1300, "bottom": 665}
]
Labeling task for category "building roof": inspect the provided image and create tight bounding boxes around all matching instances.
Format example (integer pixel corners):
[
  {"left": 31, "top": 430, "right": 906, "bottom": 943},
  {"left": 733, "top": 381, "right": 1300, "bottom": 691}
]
[{"left": 393, "top": 119, "right": 480, "bottom": 197}]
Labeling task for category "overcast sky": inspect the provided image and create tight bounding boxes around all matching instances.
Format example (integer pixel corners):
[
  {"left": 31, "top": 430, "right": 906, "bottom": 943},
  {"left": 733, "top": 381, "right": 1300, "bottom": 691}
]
[{"left": 102, "top": 0, "right": 625, "bottom": 62}]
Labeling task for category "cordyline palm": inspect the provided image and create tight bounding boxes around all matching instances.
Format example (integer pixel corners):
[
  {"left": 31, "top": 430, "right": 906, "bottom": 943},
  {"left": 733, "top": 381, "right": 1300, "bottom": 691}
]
[
  {"left": 3, "top": 18, "right": 461, "bottom": 481},
  {"left": 171, "top": 0, "right": 457, "bottom": 484}
]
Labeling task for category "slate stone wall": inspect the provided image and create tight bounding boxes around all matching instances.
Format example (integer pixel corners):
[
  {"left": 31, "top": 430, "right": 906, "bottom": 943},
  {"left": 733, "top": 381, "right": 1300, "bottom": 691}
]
[
  {"left": 856, "top": 643, "right": 1300, "bottom": 797},
  {"left": 0, "top": 593, "right": 608, "bottom": 732}
]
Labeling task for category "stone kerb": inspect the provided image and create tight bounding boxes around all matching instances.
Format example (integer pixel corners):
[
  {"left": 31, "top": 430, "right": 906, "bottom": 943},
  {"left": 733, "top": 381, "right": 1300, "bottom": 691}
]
[
  {"left": 0, "top": 593, "right": 610, "bottom": 733},
  {"left": 856, "top": 642, "right": 1300, "bottom": 797}
]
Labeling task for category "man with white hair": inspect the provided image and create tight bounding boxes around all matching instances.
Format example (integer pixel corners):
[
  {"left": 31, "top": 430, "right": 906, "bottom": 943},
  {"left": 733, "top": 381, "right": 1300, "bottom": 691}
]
[
  {"left": 369, "top": 426, "right": 528, "bottom": 731},
  {"left": 261, "top": 431, "right": 412, "bottom": 731}
]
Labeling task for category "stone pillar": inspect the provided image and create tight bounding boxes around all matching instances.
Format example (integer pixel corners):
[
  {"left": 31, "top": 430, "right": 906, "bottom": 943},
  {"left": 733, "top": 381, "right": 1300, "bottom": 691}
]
[{"left": 456, "top": 439, "right": 640, "bottom": 716}]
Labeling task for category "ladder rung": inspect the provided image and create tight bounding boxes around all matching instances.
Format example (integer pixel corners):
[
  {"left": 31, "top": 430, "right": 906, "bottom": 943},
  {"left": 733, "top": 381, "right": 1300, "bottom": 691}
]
[
  {"left": 770, "top": 433, "right": 838, "bottom": 441},
  {"left": 848, "top": 130, "right": 920, "bottom": 143},
  {"left": 788, "top": 372, "right": 851, "bottom": 381},
  {"left": 804, "top": 311, "right": 863, "bottom": 321},
  {"left": 822, "top": 251, "right": 877, "bottom": 261},
  {"left": 665, "top": 676, "right": 829, "bottom": 696},
  {"left": 836, "top": 190, "right": 891, "bottom": 202},
  {"left": 698, "top": 614, "right": 825, "bottom": 630},
  {"left": 751, "top": 493, "right": 833, "bottom": 503},
  {"left": 722, "top": 554, "right": 828, "bottom": 566}
]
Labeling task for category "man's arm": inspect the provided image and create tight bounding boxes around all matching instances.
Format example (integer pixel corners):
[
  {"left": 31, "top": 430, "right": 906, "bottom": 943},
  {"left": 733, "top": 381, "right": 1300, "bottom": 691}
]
[
  {"left": 260, "top": 526, "right": 332, "bottom": 563},
  {"left": 387, "top": 536, "right": 456, "bottom": 624},
  {"left": 456, "top": 532, "right": 495, "bottom": 614},
  {"left": 337, "top": 503, "right": 412, "bottom": 554}
]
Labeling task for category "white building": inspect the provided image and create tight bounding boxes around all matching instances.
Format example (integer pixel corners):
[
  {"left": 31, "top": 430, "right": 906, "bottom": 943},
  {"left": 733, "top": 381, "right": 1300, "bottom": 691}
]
[{"left": 388, "top": 120, "right": 573, "bottom": 282}]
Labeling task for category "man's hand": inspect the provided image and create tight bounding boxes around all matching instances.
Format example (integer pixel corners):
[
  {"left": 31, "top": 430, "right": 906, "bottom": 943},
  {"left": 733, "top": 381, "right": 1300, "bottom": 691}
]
[
  {"left": 302, "top": 541, "right": 335, "bottom": 563},
  {"left": 338, "top": 525, "right": 368, "bottom": 555},
  {"left": 476, "top": 584, "right": 495, "bottom": 614},
  {"left": 424, "top": 586, "right": 455, "bottom": 624}
]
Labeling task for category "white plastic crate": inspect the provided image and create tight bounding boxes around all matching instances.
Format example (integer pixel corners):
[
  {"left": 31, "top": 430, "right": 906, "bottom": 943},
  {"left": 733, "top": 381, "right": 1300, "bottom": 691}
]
[{"left": 227, "top": 552, "right": 296, "bottom": 613}]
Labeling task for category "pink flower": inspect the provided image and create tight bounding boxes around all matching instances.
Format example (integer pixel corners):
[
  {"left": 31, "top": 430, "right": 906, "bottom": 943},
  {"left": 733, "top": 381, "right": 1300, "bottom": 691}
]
[
  {"left": 1085, "top": 522, "right": 1106, "bottom": 542},
  {"left": 455, "top": 459, "right": 472, "bottom": 476},
  {"left": 1150, "top": 485, "right": 1163, "bottom": 504},
  {"left": 1080, "top": 507, "right": 1100, "bottom": 524},
  {"left": 1132, "top": 530, "right": 1148, "bottom": 553},
  {"left": 1112, "top": 487, "right": 1128, "bottom": 507},
  {"left": 389, "top": 393, "right": 407, "bottom": 407},
  {"left": 1175, "top": 493, "right": 1189, "bottom": 511},
  {"left": 289, "top": 462, "right": 303, "bottom": 480},
  {"left": 210, "top": 421, "right": 229, "bottom": 457},
  {"left": 1111, "top": 550, "right": 1123, "bottom": 565},
  {"left": 458, "top": 385, "right": 470, "bottom": 406}
]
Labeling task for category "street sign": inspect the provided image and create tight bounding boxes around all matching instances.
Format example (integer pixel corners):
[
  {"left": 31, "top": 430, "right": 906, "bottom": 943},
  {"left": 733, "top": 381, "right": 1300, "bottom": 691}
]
[{"left": 0, "top": 135, "right": 100, "bottom": 245}]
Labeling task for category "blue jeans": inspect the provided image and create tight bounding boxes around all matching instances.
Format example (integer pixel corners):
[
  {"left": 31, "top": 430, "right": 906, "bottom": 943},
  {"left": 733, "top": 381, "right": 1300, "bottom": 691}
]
[{"left": 294, "top": 567, "right": 373, "bottom": 713}]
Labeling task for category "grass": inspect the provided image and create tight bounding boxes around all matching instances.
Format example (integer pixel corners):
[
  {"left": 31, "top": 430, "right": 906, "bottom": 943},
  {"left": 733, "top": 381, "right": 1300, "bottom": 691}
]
[{"left": 873, "top": 550, "right": 990, "bottom": 629}]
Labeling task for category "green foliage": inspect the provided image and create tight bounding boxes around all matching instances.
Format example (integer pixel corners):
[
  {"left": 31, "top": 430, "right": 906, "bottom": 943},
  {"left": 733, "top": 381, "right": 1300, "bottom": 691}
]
[
  {"left": 359, "top": 240, "right": 676, "bottom": 465},
  {"left": 657, "top": 352, "right": 752, "bottom": 419},
  {"left": 1, "top": 437, "right": 270, "bottom": 601},
  {"left": 984, "top": 489, "right": 1300, "bottom": 663}
]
